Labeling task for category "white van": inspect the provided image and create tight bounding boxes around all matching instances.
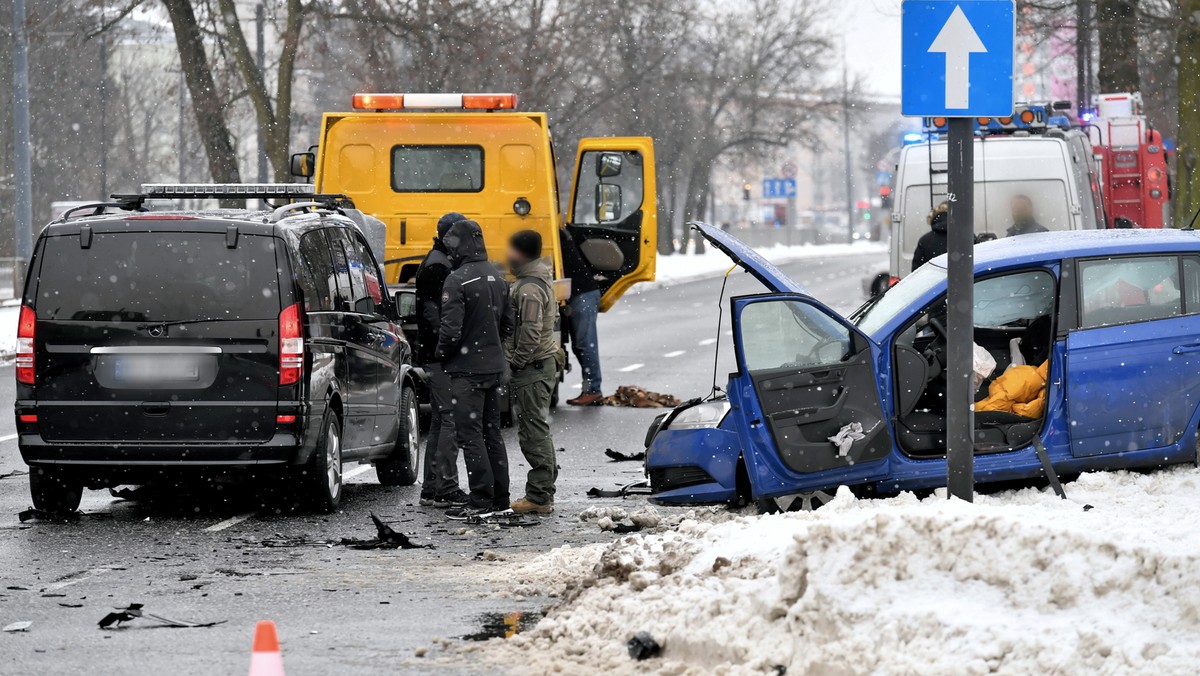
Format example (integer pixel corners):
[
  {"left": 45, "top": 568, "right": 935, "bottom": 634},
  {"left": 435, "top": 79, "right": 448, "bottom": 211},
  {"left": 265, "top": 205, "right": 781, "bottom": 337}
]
[{"left": 869, "top": 108, "right": 1105, "bottom": 293}]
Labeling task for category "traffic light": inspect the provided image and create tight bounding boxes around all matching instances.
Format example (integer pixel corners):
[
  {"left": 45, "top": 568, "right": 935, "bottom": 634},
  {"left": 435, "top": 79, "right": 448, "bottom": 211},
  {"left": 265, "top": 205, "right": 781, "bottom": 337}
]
[
  {"left": 743, "top": 183, "right": 752, "bottom": 201},
  {"left": 879, "top": 185, "right": 892, "bottom": 209}
]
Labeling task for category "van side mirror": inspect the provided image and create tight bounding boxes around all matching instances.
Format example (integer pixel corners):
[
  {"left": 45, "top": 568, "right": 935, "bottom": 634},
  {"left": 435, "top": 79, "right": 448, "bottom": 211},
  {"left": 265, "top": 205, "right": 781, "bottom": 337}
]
[
  {"left": 595, "top": 184, "right": 622, "bottom": 223},
  {"left": 290, "top": 152, "right": 315, "bottom": 179},
  {"left": 596, "top": 152, "right": 623, "bottom": 178}
]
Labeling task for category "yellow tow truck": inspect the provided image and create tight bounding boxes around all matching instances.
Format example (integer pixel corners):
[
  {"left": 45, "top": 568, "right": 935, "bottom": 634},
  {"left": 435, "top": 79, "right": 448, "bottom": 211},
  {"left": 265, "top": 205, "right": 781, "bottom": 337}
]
[{"left": 291, "top": 92, "right": 657, "bottom": 312}]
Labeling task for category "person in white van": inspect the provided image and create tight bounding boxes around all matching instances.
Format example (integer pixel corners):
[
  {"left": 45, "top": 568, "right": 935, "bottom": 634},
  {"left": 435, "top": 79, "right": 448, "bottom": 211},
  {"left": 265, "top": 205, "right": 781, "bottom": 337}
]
[{"left": 1006, "top": 194, "right": 1049, "bottom": 237}]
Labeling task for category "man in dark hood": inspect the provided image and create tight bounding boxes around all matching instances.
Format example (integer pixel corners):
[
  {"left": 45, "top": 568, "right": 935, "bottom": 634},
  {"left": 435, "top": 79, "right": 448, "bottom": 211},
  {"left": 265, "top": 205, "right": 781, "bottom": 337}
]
[
  {"left": 911, "top": 201, "right": 949, "bottom": 272},
  {"left": 434, "top": 219, "right": 514, "bottom": 518},
  {"left": 415, "top": 212, "right": 469, "bottom": 508}
]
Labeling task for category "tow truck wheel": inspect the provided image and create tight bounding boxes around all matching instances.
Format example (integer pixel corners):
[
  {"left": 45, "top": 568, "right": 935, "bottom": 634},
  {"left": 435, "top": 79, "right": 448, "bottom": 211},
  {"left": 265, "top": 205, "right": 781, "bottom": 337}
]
[
  {"left": 756, "top": 490, "right": 836, "bottom": 514},
  {"left": 29, "top": 467, "right": 83, "bottom": 514},
  {"left": 378, "top": 386, "right": 420, "bottom": 486}
]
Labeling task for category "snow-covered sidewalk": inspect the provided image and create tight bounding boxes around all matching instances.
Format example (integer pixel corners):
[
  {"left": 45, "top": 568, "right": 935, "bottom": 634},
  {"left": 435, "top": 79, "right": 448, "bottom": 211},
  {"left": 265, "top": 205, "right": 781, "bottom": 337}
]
[
  {"left": 651, "top": 240, "right": 886, "bottom": 288},
  {"left": 475, "top": 467, "right": 1200, "bottom": 675}
]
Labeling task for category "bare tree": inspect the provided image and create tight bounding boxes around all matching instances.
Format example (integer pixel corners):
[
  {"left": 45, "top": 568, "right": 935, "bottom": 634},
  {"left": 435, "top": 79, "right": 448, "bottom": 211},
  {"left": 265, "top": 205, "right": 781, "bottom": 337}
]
[{"left": 1178, "top": 0, "right": 1200, "bottom": 222}]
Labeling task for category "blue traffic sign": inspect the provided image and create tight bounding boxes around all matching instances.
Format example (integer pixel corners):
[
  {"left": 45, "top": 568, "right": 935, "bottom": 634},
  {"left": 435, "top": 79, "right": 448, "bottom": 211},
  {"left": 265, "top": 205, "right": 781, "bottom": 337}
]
[
  {"left": 762, "top": 178, "right": 796, "bottom": 199},
  {"left": 901, "top": 1, "right": 1014, "bottom": 117}
]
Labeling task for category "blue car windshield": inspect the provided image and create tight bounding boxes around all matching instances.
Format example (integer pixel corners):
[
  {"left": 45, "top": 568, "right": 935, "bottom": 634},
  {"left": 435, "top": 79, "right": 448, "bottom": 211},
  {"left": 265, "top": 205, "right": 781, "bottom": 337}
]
[{"left": 854, "top": 264, "right": 946, "bottom": 338}]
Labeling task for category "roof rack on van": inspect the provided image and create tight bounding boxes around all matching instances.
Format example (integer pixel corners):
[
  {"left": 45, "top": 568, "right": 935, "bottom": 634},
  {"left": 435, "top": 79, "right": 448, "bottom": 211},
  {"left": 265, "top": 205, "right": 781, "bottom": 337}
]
[{"left": 138, "top": 183, "right": 315, "bottom": 200}]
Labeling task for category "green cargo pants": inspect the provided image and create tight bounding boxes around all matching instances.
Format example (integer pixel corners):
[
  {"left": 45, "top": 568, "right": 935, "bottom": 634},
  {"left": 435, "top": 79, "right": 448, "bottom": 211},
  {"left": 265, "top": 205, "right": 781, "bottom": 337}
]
[{"left": 511, "top": 355, "right": 558, "bottom": 505}]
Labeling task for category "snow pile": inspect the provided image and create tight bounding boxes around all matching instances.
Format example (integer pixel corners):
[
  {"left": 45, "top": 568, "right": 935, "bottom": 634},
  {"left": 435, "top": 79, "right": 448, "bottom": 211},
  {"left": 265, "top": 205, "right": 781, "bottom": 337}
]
[
  {"left": 0, "top": 303, "right": 19, "bottom": 360},
  {"left": 481, "top": 467, "right": 1200, "bottom": 675},
  {"left": 653, "top": 240, "right": 885, "bottom": 287}
]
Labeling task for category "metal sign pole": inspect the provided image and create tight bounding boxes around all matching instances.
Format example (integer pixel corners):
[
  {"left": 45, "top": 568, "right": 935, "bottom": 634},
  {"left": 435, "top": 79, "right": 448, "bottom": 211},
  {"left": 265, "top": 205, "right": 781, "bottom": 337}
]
[
  {"left": 945, "top": 117, "right": 975, "bottom": 502},
  {"left": 12, "top": 0, "right": 33, "bottom": 265}
]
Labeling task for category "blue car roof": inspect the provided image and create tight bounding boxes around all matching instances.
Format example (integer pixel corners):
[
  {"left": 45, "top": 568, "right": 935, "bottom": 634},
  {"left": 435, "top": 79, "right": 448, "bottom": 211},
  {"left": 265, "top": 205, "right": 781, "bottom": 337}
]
[{"left": 930, "top": 229, "right": 1200, "bottom": 272}]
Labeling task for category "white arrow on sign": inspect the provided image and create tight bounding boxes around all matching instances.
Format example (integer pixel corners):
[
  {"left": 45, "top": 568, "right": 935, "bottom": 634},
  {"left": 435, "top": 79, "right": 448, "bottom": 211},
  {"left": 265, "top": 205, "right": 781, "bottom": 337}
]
[{"left": 927, "top": 6, "right": 987, "bottom": 109}]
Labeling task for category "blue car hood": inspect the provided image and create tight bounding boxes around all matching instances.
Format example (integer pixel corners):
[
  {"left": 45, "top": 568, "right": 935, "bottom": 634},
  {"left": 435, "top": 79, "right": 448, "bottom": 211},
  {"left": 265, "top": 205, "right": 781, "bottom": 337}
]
[{"left": 691, "top": 222, "right": 808, "bottom": 295}]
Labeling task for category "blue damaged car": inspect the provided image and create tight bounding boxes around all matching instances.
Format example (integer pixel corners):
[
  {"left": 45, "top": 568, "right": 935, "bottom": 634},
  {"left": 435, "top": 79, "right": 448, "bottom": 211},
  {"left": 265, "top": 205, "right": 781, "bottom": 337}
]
[{"left": 646, "top": 223, "right": 1200, "bottom": 510}]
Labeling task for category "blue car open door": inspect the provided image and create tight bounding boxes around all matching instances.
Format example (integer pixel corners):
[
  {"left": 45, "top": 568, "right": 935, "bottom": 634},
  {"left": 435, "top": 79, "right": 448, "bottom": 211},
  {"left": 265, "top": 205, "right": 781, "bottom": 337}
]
[
  {"left": 732, "top": 294, "right": 892, "bottom": 491},
  {"left": 689, "top": 223, "right": 893, "bottom": 494}
]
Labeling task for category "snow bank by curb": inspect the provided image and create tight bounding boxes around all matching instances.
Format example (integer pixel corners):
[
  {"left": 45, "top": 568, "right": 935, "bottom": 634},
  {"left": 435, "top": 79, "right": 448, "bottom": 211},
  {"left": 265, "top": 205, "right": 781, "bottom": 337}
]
[
  {"left": 0, "top": 303, "right": 19, "bottom": 361},
  {"left": 478, "top": 467, "right": 1200, "bottom": 675},
  {"left": 650, "top": 241, "right": 887, "bottom": 288}
]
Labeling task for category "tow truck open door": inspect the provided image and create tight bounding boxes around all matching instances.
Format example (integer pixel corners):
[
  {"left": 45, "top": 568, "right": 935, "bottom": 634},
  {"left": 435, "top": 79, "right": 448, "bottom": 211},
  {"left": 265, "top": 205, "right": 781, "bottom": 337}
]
[{"left": 566, "top": 137, "right": 657, "bottom": 311}]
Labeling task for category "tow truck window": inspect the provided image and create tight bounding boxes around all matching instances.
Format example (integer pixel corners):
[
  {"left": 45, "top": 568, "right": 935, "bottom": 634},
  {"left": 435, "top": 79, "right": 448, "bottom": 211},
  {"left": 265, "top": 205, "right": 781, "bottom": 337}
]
[
  {"left": 35, "top": 232, "right": 281, "bottom": 322},
  {"left": 391, "top": 145, "right": 483, "bottom": 193},
  {"left": 572, "top": 150, "right": 644, "bottom": 228}
]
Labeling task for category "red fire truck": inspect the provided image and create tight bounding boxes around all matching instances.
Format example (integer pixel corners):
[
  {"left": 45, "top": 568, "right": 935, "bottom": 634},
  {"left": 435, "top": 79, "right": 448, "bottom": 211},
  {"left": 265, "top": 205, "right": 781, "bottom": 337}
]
[{"left": 1086, "top": 92, "right": 1172, "bottom": 229}]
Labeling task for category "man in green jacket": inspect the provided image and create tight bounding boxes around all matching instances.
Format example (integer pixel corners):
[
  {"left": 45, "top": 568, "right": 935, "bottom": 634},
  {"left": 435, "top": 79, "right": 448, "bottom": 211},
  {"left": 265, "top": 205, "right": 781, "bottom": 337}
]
[{"left": 504, "top": 230, "right": 559, "bottom": 514}]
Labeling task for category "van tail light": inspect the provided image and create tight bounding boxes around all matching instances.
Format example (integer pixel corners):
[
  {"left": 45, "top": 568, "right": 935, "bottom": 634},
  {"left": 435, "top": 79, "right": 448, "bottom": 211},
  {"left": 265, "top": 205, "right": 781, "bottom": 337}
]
[
  {"left": 279, "top": 303, "right": 304, "bottom": 385},
  {"left": 16, "top": 305, "right": 36, "bottom": 385}
]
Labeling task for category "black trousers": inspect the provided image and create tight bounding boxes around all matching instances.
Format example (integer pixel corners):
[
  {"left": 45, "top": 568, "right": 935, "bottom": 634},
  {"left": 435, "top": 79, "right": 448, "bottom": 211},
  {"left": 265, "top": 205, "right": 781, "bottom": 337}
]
[{"left": 449, "top": 372, "right": 509, "bottom": 510}]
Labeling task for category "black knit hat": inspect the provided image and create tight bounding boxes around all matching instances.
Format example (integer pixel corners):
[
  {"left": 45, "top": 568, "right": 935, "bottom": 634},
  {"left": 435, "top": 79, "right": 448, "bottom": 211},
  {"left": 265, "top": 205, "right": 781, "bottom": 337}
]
[
  {"left": 437, "top": 212, "right": 467, "bottom": 238},
  {"left": 509, "top": 229, "right": 543, "bottom": 261}
]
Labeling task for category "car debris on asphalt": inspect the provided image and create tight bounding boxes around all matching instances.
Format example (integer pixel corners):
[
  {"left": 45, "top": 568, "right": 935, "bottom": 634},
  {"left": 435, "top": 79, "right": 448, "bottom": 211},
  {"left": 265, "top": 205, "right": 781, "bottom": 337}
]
[
  {"left": 602, "top": 386, "right": 681, "bottom": 408},
  {"left": 3, "top": 621, "right": 32, "bottom": 632},
  {"left": 98, "top": 603, "right": 225, "bottom": 629},
  {"left": 341, "top": 513, "right": 433, "bottom": 550},
  {"left": 604, "top": 449, "right": 646, "bottom": 462},
  {"left": 626, "top": 631, "right": 661, "bottom": 660}
]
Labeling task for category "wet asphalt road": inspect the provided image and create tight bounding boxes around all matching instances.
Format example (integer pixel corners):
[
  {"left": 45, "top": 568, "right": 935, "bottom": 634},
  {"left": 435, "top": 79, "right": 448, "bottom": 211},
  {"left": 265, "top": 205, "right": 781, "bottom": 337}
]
[{"left": 0, "top": 248, "right": 883, "bottom": 675}]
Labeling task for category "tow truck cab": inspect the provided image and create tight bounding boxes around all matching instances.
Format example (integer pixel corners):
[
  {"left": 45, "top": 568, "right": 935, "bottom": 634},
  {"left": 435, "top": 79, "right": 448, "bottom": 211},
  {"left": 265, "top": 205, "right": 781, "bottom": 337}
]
[
  {"left": 293, "top": 93, "right": 657, "bottom": 312},
  {"left": 888, "top": 103, "right": 1104, "bottom": 280}
]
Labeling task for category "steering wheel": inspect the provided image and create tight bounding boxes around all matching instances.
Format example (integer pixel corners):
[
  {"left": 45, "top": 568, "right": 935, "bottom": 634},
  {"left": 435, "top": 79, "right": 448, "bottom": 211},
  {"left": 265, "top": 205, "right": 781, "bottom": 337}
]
[{"left": 922, "top": 316, "right": 949, "bottom": 376}]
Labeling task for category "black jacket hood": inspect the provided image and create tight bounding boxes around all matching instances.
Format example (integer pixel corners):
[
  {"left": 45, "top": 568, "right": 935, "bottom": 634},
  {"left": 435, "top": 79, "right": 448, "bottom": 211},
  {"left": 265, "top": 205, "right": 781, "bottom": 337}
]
[
  {"left": 443, "top": 219, "right": 488, "bottom": 267},
  {"left": 930, "top": 210, "right": 949, "bottom": 233}
]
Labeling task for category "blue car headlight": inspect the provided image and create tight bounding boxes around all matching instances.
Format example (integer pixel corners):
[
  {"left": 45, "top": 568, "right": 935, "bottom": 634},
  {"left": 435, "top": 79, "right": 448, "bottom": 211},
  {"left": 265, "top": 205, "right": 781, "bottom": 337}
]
[{"left": 665, "top": 400, "right": 731, "bottom": 430}]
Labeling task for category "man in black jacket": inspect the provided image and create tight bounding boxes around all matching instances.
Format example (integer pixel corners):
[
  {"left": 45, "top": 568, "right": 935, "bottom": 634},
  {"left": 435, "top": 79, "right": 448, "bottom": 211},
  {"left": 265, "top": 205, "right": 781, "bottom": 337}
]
[
  {"left": 435, "top": 219, "right": 515, "bottom": 518},
  {"left": 415, "top": 212, "right": 469, "bottom": 508},
  {"left": 911, "top": 201, "right": 949, "bottom": 272}
]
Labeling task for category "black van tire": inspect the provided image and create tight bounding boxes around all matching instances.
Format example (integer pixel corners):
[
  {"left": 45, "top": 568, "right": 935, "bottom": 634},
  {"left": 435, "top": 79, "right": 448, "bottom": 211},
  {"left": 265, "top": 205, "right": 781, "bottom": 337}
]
[
  {"left": 29, "top": 467, "right": 83, "bottom": 514},
  {"left": 377, "top": 386, "right": 419, "bottom": 486},
  {"left": 302, "top": 411, "right": 343, "bottom": 513}
]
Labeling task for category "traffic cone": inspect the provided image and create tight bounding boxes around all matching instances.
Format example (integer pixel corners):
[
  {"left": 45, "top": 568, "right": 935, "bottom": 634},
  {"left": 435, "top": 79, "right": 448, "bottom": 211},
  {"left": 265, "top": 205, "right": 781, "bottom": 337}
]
[{"left": 248, "top": 620, "right": 285, "bottom": 676}]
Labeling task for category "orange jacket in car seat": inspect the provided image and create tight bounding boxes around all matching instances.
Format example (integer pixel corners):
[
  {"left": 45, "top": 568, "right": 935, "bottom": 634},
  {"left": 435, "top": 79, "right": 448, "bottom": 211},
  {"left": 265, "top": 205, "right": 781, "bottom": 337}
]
[{"left": 975, "top": 361, "right": 1049, "bottom": 419}]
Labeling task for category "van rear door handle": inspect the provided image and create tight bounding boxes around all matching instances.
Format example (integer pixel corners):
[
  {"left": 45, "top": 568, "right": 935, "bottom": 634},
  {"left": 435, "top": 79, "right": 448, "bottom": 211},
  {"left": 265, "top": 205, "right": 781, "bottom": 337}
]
[
  {"left": 1172, "top": 343, "right": 1200, "bottom": 355},
  {"left": 141, "top": 402, "right": 170, "bottom": 416}
]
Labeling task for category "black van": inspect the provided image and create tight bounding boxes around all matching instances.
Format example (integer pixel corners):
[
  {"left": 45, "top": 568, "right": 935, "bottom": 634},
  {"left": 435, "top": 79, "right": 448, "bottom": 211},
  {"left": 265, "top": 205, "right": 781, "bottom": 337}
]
[{"left": 15, "top": 185, "right": 421, "bottom": 513}]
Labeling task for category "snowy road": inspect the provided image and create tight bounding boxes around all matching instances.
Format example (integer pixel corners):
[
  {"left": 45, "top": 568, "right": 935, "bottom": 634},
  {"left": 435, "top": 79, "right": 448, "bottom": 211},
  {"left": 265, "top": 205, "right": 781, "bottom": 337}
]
[{"left": 0, "top": 249, "right": 884, "bottom": 675}]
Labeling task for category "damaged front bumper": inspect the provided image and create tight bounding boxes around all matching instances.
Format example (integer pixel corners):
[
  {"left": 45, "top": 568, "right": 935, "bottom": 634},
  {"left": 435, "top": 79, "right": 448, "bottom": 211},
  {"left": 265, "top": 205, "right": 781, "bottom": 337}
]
[{"left": 645, "top": 406, "right": 742, "bottom": 505}]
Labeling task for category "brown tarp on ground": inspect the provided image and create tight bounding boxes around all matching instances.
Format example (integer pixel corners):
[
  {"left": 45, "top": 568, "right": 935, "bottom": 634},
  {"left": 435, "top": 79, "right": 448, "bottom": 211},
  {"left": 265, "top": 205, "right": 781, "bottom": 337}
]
[{"left": 602, "top": 385, "right": 681, "bottom": 408}]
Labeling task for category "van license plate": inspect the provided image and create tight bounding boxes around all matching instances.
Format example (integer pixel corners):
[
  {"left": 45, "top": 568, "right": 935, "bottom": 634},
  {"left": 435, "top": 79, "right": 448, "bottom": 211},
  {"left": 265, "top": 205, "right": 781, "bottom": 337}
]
[{"left": 114, "top": 356, "right": 200, "bottom": 383}]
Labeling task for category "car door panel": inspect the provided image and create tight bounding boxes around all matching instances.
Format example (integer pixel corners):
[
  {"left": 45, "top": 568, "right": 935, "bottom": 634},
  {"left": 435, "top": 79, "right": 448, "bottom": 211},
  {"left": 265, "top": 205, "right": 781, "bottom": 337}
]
[{"left": 732, "top": 293, "right": 892, "bottom": 489}]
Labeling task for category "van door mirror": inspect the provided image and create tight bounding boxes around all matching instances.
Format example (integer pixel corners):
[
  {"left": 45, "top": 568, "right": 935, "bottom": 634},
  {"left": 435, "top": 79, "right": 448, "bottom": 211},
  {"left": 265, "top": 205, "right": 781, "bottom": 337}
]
[
  {"left": 595, "top": 184, "right": 622, "bottom": 223},
  {"left": 290, "top": 152, "right": 315, "bottom": 178},
  {"left": 394, "top": 290, "right": 418, "bottom": 321},
  {"left": 596, "top": 152, "right": 623, "bottom": 178}
]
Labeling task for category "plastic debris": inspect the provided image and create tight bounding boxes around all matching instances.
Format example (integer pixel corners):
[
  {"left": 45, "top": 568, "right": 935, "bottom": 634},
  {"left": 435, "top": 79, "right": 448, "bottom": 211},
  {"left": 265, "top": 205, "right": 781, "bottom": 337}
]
[
  {"left": 828, "top": 422, "right": 865, "bottom": 457},
  {"left": 3, "top": 621, "right": 32, "bottom": 632},
  {"left": 98, "top": 603, "right": 225, "bottom": 629},
  {"left": 627, "top": 631, "right": 661, "bottom": 660},
  {"left": 604, "top": 448, "right": 646, "bottom": 462},
  {"left": 340, "top": 513, "right": 432, "bottom": 550}
]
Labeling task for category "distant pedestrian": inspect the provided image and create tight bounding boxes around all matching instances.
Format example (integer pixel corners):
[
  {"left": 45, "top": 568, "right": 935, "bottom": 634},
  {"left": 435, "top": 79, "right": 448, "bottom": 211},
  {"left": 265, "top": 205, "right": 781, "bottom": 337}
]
[
  {"left": 414, "top": 212, "right": 470, "bottom": 509},
  {"left": 1006, "top": 194, "right": 1048, "bottom": 237},
  {"left": 560, "top": 227, "right": 604, "bottom": 406},
  {"left": 504, "top": 231, "right": 559, "bottom": 515},
  {"left": 435, "top": 219, "right": 514, "bottom": 519},
  {"left": 911, "top": 201, "right": 949, "bottom": 272}
]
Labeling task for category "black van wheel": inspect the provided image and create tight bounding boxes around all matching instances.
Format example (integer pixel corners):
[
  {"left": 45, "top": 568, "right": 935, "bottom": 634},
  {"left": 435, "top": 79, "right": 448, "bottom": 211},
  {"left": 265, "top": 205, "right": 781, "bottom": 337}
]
[
  {"left": 302, "top": 412, "right": 343, "bottom": 513},
  {"left": 29, "top": 467, "right": 83, "bottom": 514},
  {"left": 377, "top": 386, "right": 419, "bottom": 486}
]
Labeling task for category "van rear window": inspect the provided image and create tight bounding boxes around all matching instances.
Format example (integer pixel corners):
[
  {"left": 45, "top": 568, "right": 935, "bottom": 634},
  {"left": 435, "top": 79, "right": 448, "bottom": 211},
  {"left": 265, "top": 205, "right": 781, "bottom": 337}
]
[
  {"left": 391, "top": 145, "right": 484, "bottom": 192},
  {"left": 34, "top": 231, "right": 281, "bottom": 322}
]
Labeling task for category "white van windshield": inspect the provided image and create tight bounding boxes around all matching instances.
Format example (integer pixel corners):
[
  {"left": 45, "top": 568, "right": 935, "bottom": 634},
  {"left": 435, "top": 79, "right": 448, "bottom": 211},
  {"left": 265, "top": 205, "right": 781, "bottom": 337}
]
[{"left": 902, "top": 179, "right": 1071, "bottom": 258}]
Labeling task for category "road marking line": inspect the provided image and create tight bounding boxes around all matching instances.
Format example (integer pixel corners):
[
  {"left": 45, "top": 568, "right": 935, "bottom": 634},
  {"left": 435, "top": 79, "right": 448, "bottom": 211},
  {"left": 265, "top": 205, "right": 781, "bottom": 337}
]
[
  {"left": 0, "top": 433, "right": 17, "bottom": 442},
  {"left": 344, "top": 464, "right": 373, "bottom": 480},
  {"left": 618, "top": 363, "right": 644, "bottom": 372},
  {"left": 698, "top": 338, "right": 717, "bottom": 346},
  {"left": 204, "top": 511, "right": 257, "bottom": 533},
  {"left": 45, "top": 565, "right": 120, "bottom": 591},
  {"left": 663, "top": 350, "right": 686, "bottom": 358}
]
